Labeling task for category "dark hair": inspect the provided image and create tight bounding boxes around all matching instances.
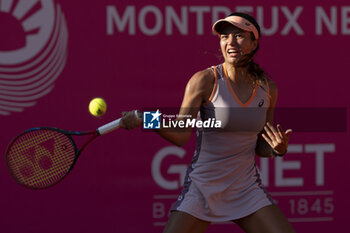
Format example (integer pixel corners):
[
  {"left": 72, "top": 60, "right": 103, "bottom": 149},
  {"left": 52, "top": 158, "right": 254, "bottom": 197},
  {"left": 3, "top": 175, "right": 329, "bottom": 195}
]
[
  {"left": 228, "top": 12, "right": 261, "bottom": 38},
  {"left": 226, "top": 12, "right": 270, "bottom": 87}
]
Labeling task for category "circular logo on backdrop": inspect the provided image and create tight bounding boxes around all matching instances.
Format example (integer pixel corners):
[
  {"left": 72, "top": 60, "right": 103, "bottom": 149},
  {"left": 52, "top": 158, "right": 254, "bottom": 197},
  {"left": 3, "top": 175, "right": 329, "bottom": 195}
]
[{"left": 0, "top": 0, "right": 68, "bottom": 116}]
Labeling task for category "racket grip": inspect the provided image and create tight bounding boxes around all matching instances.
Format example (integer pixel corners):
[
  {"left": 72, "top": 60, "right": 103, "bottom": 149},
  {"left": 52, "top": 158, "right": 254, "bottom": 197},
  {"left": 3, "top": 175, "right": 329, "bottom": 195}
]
[{"left": 97, "top": 110, "right": 140, "bottom": 135}]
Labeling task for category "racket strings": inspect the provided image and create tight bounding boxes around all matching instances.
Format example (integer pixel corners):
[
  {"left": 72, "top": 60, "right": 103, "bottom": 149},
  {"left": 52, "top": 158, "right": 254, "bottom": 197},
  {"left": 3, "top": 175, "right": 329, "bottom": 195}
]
[{"left": 6, "top": 129, "right": 76, "bottom": 189}]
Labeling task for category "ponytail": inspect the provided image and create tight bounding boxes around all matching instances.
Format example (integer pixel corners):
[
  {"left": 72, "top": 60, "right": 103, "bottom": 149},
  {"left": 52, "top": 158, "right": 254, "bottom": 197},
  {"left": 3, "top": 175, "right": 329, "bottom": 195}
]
[{"left": 233, "top": 44, "right": 270, "bottom": 89}]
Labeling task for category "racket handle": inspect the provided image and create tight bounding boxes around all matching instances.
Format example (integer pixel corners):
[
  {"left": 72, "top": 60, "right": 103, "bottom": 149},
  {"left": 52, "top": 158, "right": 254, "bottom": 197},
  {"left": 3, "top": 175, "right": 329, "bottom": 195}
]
[{"left": 97, "top": 110, "right": 140, "bottom": 135}]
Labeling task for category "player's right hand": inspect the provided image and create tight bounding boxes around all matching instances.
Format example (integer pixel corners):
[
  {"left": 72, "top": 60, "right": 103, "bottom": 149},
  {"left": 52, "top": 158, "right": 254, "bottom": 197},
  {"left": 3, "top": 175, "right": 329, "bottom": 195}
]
[{"left": 120, "top": 110, "right": 142, "bottom": 130}]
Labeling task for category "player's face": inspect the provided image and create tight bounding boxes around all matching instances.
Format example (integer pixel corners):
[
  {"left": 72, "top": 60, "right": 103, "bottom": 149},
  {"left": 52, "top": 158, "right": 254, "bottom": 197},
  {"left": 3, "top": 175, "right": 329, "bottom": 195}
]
[{"left": 219, "top": 24, "right": 258, "bottom": 64}]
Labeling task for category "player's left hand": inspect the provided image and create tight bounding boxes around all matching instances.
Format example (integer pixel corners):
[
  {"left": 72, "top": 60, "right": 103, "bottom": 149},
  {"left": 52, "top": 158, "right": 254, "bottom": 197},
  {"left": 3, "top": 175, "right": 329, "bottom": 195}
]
[{"left": 262, "top": 122, "right": 292, "bottom": 156}]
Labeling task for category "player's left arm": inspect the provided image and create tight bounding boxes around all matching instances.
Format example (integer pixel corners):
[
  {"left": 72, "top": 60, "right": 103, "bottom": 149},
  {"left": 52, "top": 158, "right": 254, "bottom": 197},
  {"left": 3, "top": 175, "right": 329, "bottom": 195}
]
[{"left": 255, "top": 80, "right": 292, "bottom": 157}]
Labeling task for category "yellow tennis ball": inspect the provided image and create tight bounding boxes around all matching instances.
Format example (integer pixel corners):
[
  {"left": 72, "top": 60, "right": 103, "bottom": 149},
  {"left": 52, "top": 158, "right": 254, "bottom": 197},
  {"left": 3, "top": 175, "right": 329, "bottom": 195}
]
[{"left": 89, "top": 98, "right": 107, "bottom": 117}]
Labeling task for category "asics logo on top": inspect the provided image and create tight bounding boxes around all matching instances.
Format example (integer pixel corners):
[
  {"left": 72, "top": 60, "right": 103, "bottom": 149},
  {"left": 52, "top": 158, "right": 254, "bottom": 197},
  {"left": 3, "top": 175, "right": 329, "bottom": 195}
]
[{"left": 258, "top": 99, "right": 264, "bottom": 107}]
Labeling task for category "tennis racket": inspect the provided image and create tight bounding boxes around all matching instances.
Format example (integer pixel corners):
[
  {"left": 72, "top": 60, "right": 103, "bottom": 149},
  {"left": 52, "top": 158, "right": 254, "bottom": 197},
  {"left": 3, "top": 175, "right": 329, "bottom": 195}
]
[{"left": 5, "top": 110, "right": 139, "bottom": 190}]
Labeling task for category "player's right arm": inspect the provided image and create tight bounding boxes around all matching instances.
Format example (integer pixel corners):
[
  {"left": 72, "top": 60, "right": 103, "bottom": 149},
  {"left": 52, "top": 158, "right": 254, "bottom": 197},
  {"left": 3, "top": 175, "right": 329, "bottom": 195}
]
[
  {"left": 155, "top": 69, "right": 214, "bottom": 146},
  {"left": 120, "top": 68, "right": 215, "bottom": 147}
]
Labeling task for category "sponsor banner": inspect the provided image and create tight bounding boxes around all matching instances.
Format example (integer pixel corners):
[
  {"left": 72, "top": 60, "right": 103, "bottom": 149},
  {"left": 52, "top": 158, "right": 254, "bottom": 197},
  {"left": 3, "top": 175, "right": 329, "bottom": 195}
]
[{"left": 0, "top": 1, "right": 348, "bottom": 233}]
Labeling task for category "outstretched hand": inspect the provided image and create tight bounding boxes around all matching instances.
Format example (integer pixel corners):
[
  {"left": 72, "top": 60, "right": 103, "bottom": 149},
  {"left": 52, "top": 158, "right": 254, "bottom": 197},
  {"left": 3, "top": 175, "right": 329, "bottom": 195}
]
[
  {"left": 261, "top": 122, "right": 292, "bottom": 156},
  {"left": 120, "top": 110, "right": 142, "bottom": 130}
]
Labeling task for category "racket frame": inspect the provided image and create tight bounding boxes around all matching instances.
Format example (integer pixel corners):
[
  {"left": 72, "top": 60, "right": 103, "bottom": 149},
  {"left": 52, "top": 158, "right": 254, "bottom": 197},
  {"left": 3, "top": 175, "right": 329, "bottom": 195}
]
[
  {"left": 5, "top": 127, "right": 99, "bottom": 190},
  {"left": 6, "top": 110, "right": 139, "bottom": 189}
]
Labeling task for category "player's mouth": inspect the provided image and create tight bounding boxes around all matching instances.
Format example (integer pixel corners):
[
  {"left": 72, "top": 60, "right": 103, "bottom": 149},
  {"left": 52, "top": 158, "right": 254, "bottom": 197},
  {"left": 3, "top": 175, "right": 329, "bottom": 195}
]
[{"left": 227, "top": 49, "right": 239, "bottom": 57}]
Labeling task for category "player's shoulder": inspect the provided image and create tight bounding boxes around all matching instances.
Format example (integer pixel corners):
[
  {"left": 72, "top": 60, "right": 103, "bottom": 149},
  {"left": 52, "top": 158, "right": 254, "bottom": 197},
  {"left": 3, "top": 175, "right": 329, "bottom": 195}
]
[
  {"left": 265, "top": 76, "right": 278, "bottom": 93},
  {"left": 188, "top": 68, "right": 215, "bottom": 89},
  {"left": 264, "top": 76, "right": 278, "bottom": 103}
]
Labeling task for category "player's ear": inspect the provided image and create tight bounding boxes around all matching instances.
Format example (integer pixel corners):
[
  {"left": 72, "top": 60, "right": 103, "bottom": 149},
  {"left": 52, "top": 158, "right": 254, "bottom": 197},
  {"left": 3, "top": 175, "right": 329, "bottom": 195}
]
[{"left": 252, "top": 40, "right": 258, "bottom": 50}]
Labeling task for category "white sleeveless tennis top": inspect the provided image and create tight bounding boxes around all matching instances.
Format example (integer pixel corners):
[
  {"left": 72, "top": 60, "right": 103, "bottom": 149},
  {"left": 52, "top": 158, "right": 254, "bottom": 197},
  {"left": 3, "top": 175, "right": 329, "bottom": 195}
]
[{"left": 172, "top": 63, "right": 274, "bottom": 222}]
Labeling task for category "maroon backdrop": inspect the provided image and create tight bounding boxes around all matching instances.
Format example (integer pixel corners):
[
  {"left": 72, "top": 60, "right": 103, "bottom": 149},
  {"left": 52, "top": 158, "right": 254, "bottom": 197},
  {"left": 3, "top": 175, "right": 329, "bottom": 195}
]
[{"left": 0, "top": 0, "right": 349, "bottom": 232}]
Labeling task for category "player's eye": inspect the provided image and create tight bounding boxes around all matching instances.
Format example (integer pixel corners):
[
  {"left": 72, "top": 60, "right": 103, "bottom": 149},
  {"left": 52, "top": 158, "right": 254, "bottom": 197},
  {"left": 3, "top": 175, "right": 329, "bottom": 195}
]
[{"left": 220, "top": 34, "right": 229, "bottom": 40}]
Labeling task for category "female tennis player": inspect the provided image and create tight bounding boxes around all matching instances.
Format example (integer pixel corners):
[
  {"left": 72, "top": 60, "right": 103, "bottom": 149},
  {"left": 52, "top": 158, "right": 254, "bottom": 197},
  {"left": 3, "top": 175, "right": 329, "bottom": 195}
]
[{"left": 121, "top": 12, "right": 295, "bottom": 233}]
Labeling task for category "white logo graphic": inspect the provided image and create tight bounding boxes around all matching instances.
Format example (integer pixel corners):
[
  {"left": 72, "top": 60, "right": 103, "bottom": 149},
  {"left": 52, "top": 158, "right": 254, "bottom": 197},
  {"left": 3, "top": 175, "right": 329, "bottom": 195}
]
[
  {"left": 0, "top": 0, "right": 68, "bottom": 115},
  {"left": 143, "top": 110, "right": 162, "bottom": 129},
  {"left": 152, "top": 146, "right": 187, "bottom": 190}
]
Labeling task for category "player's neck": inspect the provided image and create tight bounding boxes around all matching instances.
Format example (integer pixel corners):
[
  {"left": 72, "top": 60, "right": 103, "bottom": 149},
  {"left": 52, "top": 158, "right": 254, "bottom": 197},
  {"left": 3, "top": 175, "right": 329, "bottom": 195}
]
[{"left": 224, "top": 63, "right": 250, "bottom": 84}]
